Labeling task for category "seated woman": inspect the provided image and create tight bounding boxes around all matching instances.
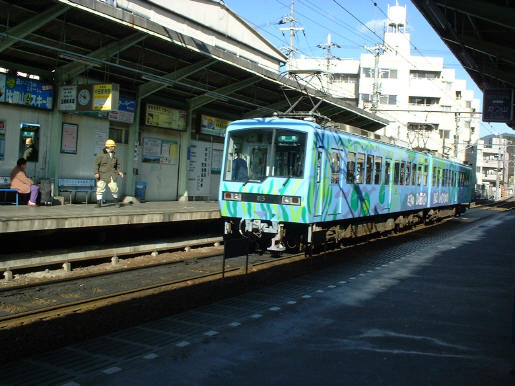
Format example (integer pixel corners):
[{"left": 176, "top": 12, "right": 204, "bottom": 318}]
[{"left": 10, "top": 158, "right": 39, "bottom": 206}]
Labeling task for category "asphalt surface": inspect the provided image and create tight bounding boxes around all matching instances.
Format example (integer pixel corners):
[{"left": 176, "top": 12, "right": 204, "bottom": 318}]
[{"left": 0, "top": 206, "right": 513, "bottom": 385}]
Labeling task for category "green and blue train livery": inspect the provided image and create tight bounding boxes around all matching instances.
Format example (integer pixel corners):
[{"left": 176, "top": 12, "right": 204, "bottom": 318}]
[{"left": 219, "top": 117, "right": 473, "bottom": 252}]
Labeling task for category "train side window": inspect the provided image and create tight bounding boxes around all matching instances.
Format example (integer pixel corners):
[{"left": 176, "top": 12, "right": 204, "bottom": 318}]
[
  {"left": 405, "top": 162, "right": 411, "bottom": 185},
  {"left": 356, "top": 153, "right": 365, "bottom": 184},
  {"left": 444, "top": 169, "right": 449, "bottom": 186},
  {"left": 394, "top": 161, "right": 400, "bottom": 185},
  {"left": 366, "top": 155, "right": 373, "bottom": 184},
  {"left": 330, "top": 151, "right": 341, "bottom": 184},
  {"left": 385, "top": 159, "right": 391, "bottom": 185},
  {"left": 432, "top": 167, "right": 437, "bottom": 186},
  {"left": 400, "top": 161, "right": 406, "bottom": 185},
  {"left": 374, "top": 156, "right": 382, "bottom": 184},
  {"left": 417, "top": 164, "right": 423, "bottom": 185},
  {"left": 423, "top": 163, "right": 428, "bottom": 186},
  {"left": 411, "top": 162, "right": 417, "bottom": 185},
  {"left": 346, "top": 152, "right": 356, "bottom": 183},
  {"left": 452, "top": 170, "right": 456, "bottom": 186}
]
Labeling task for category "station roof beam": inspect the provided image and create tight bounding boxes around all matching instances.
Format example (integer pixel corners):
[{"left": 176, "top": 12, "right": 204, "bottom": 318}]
[{"left": 0, "top": 3, "right": 68, "bottom": 53}]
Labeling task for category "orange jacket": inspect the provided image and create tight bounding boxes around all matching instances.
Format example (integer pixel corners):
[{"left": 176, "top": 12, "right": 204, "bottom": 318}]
[{"left": 10, "top": 166, "right": 33, "bottom": 194}]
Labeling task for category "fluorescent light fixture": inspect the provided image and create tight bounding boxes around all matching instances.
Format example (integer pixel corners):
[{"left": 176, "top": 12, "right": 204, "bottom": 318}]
[
  {"left": 59, "top": 52, "right": 101, "bottom": 67},
  {"left": 141, "top": 73, "right": 176, "bottom": 87}
]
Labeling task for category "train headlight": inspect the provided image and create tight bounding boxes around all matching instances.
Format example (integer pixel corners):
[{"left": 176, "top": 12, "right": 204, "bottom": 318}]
[
  {"left": 281, "top": 195, "right": 301, "bottom": 205},
  {"left": 223, "top": 192, "right": 242, "bottom": 201}
]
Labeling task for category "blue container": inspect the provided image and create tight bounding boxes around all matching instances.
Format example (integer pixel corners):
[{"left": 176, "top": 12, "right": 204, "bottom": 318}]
[{"left": 135, "top": 181, "right": 147, "bottom": 201}]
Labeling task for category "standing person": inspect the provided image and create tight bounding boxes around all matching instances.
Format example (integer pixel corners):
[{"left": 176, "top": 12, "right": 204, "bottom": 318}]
[
  {"left": 23, "top": 137, "right": 38, "bottom": 162},
  {"left": 10, "top": 158, "right": 39, "bottom": 206},
  {"left": 231, "top": 151, "right": 248, "bottom": 181},
  {"left": 94, "top": 139, "right": 124, "bottom": 207}
]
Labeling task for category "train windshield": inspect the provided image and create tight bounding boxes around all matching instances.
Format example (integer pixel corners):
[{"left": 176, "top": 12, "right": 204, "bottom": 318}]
[{"left": 224, "top": 128, "right": 307, "bottom": 182}]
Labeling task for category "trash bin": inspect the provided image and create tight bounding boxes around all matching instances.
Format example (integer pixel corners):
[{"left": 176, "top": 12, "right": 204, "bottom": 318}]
[{"left": 135, "top": 181, "right": 147, "bottom": 201}]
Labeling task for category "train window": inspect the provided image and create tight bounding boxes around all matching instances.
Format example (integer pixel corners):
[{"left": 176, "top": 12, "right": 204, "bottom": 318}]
[
  {"left": 423, "top": 163, "right": 428, "bottom": 186},
  {"left": 405, "top": 162, "right": 411, "bottom": 185},
  {"left": 366, "top": 155, "right": 373, "bottom": 184},
  {"left": 224, "top": 128, "right": 306, "bottom": 182},
  {"left": 417, "top": 164, "right": 423, "bottom": 185},
  {"left": 394, "top": 161, "right": 400, "bottom": 185},
  {"left": 400, "top": 161, "right": 406, "bottom": 185},
  {"left": 452, "top": 170, "right": 456, "bottom": 186},
  {"left": 385, "top": 159, "right": 391, "bottom": 185},
  {"left": 374, "top": 156, "right": 382, "bottom": 184},
  {"left": 330, "top": 151, "right": 341, "bottom": 184},
  {"left": 346, "top": 152, "right": 355, "bottom": 183},
  {"left": 356, "top": 153, "right": 365, "bottom": 184},
  {"left": 444, "top": 169, "right": 449, "bottom": 186},
  {"left": 411, "top": 162, "right": 417, "bottom": 185},
  {"left": 432, "top": 167, "right": 437, "bottom": 186}
]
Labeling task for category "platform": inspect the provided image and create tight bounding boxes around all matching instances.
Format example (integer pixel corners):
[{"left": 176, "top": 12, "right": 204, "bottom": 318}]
[{"left": 0, "top": 201, "right": 221, "bottom": 233}]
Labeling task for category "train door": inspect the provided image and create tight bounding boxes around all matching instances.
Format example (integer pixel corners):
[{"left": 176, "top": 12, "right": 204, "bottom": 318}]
[
  {"left": 384, "top": 158, "right": 392, "bottom": 211},
  {"left": 313, "top": 148, "right": 324, "bottom": 217}
]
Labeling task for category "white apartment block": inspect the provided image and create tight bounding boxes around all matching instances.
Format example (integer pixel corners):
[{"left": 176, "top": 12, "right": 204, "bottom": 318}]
[
  {"left": 469, "top": 134, "right": 514, "bottom": 198},
  {"left": 288, "top": 3, "right": 480, "bottom": 164}
]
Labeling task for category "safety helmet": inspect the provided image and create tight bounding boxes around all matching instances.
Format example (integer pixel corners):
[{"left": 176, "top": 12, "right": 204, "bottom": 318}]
[
  {"left": 105, "top": 139, "right": 116, "bottom": 147},
  {"left": 25, "top": 137, "right": 33, "bottom": 145}
]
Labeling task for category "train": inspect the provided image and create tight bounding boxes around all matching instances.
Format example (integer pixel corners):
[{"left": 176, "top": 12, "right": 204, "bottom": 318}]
[{"left": 218, "top": 115, "right": 473, "bottom": 254}]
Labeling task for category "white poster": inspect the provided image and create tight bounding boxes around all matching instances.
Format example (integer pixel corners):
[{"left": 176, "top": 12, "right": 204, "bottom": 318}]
[
  {"left": 94, "top": 130, "right": 108, "bottom": 156},
  {"left": 187, "top": 140, "right": 212, "bottom": 196}
]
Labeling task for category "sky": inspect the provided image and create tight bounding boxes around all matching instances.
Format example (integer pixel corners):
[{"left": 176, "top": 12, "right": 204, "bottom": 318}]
[{"left": 224, "top": 0, "right": 513, "bottom": 137}]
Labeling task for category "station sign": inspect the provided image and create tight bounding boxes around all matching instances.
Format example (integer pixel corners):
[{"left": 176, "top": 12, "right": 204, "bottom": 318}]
[
  {"left": 0, "top": 73, "right": 53, "bottom": 110},
  {"left": 483, "top": 88, "right": 514, "bottom": 122}
]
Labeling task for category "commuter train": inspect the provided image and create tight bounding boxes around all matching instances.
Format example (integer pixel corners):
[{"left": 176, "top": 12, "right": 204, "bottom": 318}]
[{"left": 219, "top": 115, "right": 473, "bottom": 253}]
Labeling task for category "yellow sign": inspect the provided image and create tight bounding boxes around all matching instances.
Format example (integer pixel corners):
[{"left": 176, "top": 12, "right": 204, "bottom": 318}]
[
  {"left": 93, "top": 84, "right": 119, "bottom": 111},
  {"left": 145, "top": 103, "right": 186, "bottom": 130}
]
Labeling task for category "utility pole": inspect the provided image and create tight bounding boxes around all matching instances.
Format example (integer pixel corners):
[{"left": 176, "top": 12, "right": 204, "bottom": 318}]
[
  {"left": 279, "top": 0, "right": 304, "bottom": 64},
  {"left": 317, "top": 33, "right": 340, "bottom": 93},
  {"left": 495, "top": 133, "right": 502, "bottom": 200},
  {"left": 364, "top": 44, "right": 385, "bottom": 112},
  {"left": 317, "top": 33, "right": 341, "bottom": 72},
  {"left": 454, "top": 112, "right": 460, "bottom": 160}
]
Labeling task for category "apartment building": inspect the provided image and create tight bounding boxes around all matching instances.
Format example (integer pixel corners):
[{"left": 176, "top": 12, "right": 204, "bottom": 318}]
[{"left": 288, "top": 3, "right": 480, "bottom": 164}]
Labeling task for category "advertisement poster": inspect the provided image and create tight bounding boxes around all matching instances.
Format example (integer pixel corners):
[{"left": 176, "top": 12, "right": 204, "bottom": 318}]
[
  {"left": 61, "top": 123, "right": 78, "bottom": 154},
  {"left": 108, "top": 97, "right": 136, "bottom": 123},
  {"left": 0, "top": 73, "right": 53, "bottom": 110},
  {"left": 145, "top": 103, "right": 186, "bottom": 130},
  {"left": 200, "top": 114, "right": 230, "bottom": 137},
  {"left": 142, "top": 136, "right": 179, "bottom": 164}
]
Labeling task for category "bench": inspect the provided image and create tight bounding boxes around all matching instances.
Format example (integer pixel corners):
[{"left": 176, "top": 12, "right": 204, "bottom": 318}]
[
  {"left": 58, "top": 178, "right": 97, "bottom": 205},
  {"left": 0, "top": 176, "right": 19, "bottom": 206}
]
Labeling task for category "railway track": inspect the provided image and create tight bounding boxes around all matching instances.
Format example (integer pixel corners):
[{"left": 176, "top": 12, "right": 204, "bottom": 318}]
[
  {"left": 0, "top": 199, "right": 512, "bottom": 330},
  {"left": 0, "top": 202, "right": 512, "bottom": 363}
]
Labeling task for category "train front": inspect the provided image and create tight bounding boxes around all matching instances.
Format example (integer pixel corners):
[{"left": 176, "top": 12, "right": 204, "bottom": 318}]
[{"left": 219, "top": 118, "right": 313, "bottom": 252}]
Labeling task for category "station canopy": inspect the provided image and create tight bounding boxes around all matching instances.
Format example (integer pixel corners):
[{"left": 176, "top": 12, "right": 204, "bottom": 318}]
[
  {"left": 412, "top": 0, "right": 515, "bottom": 128},
  {"left": 0, "top": 0, "right": 388, "bottom": 131}
]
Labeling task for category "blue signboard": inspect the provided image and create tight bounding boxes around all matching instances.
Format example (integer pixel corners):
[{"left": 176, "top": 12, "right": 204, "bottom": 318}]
[{"left": 0, "top": 73, "right": 53, "bottom": 110}]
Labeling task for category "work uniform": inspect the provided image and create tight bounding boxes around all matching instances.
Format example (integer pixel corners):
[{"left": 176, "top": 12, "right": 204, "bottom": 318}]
[{"left": 94, "top": 148, "right": 123, "bottom": 201}]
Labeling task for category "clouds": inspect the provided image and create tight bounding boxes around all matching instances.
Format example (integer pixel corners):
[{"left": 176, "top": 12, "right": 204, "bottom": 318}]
[{"left": 359, "top": 18, "right": 388, "bottom": 35}]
